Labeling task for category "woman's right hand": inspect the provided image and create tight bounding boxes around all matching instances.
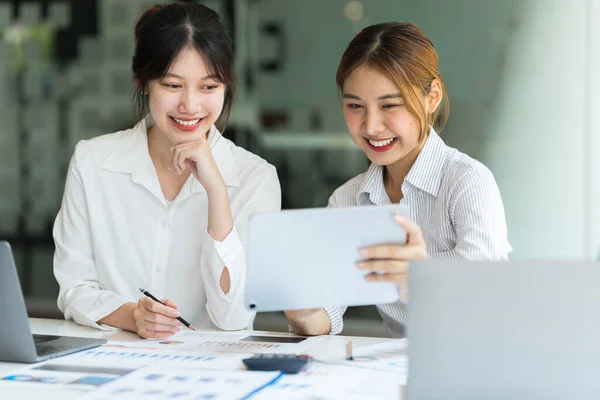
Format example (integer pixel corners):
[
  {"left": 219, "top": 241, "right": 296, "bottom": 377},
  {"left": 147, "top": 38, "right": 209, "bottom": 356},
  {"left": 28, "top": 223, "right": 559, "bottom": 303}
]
[
  {"left": 132, "top": 297, "right": 182, "bottom": 338},
  {"left": 357, "top": 215, "right": 427, "bottom": 302}
]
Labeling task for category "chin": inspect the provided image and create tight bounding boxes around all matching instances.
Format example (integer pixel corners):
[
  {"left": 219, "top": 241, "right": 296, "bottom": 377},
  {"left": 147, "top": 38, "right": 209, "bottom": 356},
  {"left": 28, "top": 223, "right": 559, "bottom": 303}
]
[
  {"left": 172, "top": 126, "right": 209, "bottom": 141},
  {"left": 363, "top": 150, "right": 400, "bottom": 166},
  {"left": 370, "top": 158, "right": 398, "bottom": 167}
]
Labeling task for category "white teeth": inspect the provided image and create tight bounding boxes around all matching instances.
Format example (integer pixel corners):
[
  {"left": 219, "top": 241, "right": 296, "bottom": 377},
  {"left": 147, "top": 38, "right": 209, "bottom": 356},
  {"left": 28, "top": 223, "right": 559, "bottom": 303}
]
[
  {"left": 173, "top": 118, "right": 200, "bottom": 126},
  {"left": 368, "top": 138, "right": 395, "bottom": 147}
]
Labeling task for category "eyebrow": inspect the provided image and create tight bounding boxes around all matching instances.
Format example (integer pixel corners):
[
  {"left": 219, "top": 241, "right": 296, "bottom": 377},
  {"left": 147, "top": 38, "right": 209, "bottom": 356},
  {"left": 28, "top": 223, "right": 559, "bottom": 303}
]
[
  {"left": 342, "top": 93, "right": 403, "bottom": 100},
  {"left": 163, "top": 73, "right": 219, "bottom": 81}
]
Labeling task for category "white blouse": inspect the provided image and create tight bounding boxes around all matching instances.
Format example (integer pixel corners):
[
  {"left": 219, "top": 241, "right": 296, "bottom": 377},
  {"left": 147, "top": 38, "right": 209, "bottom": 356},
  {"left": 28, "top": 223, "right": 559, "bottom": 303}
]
[
  {"left": 53, "top": 118, "right": 281, "bottom": 331},
  {"left": 324, "top": 128, "right": 511, "bottom": 337}
]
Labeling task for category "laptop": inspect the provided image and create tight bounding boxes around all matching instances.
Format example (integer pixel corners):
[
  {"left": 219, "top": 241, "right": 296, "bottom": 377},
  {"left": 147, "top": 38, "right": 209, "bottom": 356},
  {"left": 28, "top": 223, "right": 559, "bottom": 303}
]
[
  {"left": 0, "top": 241, "right": 106, "bottom": 363},
  {"left": 245, "top": 204, "right": 407, "bottom": 312},
  {"left": 406, "top": 260, "right": 600, "bottom": 400}
]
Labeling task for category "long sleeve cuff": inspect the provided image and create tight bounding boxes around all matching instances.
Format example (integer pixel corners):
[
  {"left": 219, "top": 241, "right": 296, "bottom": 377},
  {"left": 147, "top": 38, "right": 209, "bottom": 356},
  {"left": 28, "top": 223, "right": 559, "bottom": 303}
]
[
  {"left": 324, "top": 306, "right": 347, "bottom": 335},
  {"left": 202, "top": 226, "right": 254, "bottom": 330},
  {"left": 208, "top": 226, "right": 244, "bottom": 300},
  {"left": 60, "top": 288, "right": 128, "bottom": 330}
]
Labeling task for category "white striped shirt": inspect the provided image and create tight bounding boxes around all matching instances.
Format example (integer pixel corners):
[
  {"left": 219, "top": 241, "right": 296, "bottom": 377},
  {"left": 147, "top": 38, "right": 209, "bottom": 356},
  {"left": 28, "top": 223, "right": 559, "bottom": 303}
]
[{"left": 324, "top": 128, "right": 511, "bottom": 337}]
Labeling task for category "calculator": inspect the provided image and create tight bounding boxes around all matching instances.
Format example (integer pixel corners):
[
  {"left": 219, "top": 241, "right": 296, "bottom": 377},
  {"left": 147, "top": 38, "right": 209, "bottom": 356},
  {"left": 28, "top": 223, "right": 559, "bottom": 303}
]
[{"left": 242, "top": 354, "right": 310, "bottom": 374}]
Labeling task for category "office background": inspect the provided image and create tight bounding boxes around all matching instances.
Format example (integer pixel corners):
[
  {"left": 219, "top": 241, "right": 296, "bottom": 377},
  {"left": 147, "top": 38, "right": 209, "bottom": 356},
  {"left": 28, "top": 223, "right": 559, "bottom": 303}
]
[{"left": 0, "top": 0, "right": 598, "bottom": 337}]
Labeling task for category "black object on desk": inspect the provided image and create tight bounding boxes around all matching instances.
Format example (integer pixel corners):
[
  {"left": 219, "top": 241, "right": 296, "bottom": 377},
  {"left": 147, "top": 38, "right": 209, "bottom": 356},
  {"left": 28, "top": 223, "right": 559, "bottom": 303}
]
[{"left": 243, "top": 354, "right": 309, "bottom": 374}]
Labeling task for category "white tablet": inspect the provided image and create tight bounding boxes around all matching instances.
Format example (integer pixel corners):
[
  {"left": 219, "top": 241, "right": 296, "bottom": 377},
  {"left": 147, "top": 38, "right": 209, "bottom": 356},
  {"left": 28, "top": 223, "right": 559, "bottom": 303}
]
[{"left": 244, "top": 204, "right": 407, "bottom": 312}]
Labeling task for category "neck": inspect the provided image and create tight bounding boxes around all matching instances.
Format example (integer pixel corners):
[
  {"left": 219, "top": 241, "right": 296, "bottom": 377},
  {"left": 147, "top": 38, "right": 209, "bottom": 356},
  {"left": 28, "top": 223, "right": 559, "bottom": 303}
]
[
  {"left": 147, "top": 125, "right": 177, "bottom": 174},
  {"left": 383, "top": 137, "right": 427, "bottom": 202}
]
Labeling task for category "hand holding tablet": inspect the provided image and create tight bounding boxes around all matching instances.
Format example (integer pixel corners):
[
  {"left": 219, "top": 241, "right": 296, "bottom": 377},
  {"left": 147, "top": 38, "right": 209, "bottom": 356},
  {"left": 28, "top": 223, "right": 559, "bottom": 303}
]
[{"left": 245, "top": 204, "right": 410, "bottom": 312}]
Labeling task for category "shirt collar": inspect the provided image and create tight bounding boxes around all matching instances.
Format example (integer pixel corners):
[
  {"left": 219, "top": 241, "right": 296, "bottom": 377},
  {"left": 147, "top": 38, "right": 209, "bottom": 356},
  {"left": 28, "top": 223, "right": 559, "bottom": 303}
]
[
  {"left": 102, "top": 116, "right": 239, "bottom": 192},
  {"left": 357, "top": 162, "right": 386, "bottom": 206},
  {"left": 404, "top": 127, "right": 446, "bottom": 197},
  {"left": 356, "top": 127, "right": 447, "bottom": 204}
]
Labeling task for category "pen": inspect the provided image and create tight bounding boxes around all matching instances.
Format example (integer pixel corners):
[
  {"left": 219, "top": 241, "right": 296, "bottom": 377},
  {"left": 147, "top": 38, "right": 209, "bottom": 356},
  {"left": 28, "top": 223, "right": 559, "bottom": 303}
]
[
  {"left": 346, "top": 340, "right": 354, "bottom": 361},
  {"left": 138, "top": 288, "right": 196, "bottom": 331}
]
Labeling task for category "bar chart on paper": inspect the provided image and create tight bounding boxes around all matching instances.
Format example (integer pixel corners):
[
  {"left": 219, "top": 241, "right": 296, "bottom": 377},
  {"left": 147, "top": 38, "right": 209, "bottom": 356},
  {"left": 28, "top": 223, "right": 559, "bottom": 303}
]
[
  {"left": 140, "top": 332, "right": 322, "bottom": 354},
  {"left": 80, "top": 365, "right": 282, "bottom": 400},
  {"left": 50, "top": 345, "right": 250, "bottom": 370}
]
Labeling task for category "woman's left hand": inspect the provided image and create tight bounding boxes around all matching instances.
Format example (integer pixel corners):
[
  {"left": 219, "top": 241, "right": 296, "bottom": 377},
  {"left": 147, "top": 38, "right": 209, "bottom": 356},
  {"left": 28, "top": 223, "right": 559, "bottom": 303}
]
[
  {"left": 356, "top": 215, "right": 427, "bottom": 302},
  {"left": 171, "top": 139, "right": 225, "bottom": 192}
]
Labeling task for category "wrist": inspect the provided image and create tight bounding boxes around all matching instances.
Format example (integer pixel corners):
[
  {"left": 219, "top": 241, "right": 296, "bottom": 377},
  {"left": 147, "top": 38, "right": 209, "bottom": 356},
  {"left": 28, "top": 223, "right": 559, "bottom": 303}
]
[
  {"left": 286, "top": 309, "right": 330, "bottom": 336},
  {"left": 205, "top": 180, "right": 227, "bottom": 197}
]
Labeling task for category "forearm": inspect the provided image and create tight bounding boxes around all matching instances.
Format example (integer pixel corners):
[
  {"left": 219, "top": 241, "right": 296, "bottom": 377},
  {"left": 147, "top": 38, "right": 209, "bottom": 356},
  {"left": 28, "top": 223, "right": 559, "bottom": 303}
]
[
  {"left": 286, "top": 309, "right": 331, "bottom": 336},
  {"left": 206, "top": 186, "right": 234, "bottom": 294},
  {"left": 97, "top": 302, "right": 137, "bottom": 332},
  {"left": 207, "top": 186, "right": 233, "bottom": 241}
]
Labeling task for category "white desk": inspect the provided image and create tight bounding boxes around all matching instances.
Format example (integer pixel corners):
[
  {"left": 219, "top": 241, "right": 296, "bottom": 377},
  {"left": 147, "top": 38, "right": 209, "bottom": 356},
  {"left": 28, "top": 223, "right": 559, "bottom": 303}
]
[{"left": 0, "top": 318, "right": 396, "bottom": 399}]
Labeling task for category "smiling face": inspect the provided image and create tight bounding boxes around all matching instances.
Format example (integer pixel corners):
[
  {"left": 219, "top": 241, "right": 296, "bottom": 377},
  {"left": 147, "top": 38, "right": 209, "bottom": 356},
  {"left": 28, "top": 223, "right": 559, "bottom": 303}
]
[
  {"left": 146, "top": 46, "right": 225, "bottom": 146},
  {"left": 342, "top": 64, "right": 427, "bottom": 166}
]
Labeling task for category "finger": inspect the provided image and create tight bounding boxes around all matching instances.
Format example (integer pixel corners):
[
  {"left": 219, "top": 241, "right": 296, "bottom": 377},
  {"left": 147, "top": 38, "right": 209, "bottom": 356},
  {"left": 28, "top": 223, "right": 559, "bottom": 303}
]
[
  {"left": 183, "top": 159, "right": 196, "bottom": 173},
  {"left": 365, "top": 272, "right": 409, "bottom": 302},
  {"left": 140, "top": 297, "right": 180, "bottom": 318},
  {"left": 139, "top": 314, "right": 182, "bottom": 333},
  {"left": 138, "top": 327, "right": 180, "bottom": 339},
  {"left": 364, "top": 272, "right": 406, "bottom": 285},
  {"left": 140, "top": 309, "right": 182, "bottom": 327},
  {"left": 356, "top": 259, "right": 409, "bottom": 273},
  {"left": 171, "top": 147, "right": 189, "bottom": 175},
  {"left": 360, "top": 244, "right": 425, "bottom": 261},
  {"left": 171, "top": 146, "right": 193, "bottom": 175},
  {"left": 170, "top": 146, "right": 180, "bottom": 174},
  {"left": 394, "top": 215, "right": 425, "bottom": 246},
  {"left": 161, "top": 299, "right": 179, "bottom": 309}
]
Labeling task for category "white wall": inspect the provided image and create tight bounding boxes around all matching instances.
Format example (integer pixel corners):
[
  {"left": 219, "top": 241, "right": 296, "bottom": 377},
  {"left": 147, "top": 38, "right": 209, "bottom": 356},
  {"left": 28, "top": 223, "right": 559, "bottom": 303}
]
[
  {"left": 484, "top": 0, "right": 589, "bottom": 259},
  {"left": 589, "top": 0, "right": 600, "bottom": 260}
]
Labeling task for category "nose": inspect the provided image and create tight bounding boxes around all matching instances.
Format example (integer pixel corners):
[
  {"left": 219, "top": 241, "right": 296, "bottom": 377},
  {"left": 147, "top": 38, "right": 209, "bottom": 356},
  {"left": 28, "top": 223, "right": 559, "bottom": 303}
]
[
  {"left": 178, "top": 89, "right": 202, "bottom": 114},
  {"left": 363, "top": 109, "right": 385, "bottom": 137}
]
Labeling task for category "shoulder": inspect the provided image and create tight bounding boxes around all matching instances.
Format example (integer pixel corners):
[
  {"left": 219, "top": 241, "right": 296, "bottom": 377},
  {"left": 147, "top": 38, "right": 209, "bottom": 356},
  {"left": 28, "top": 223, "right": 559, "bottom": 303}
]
[
  {"left": 71, "top": 128, "right": 133, "bottom": 169},
  {"left": 441, "top": 146, "right": 497, "bottom": 191},
  {"left": 224, "top": 138, "right": 279, "bottom": 185},
  {"left": 328, "top": 171, "right": 368, "bottom": 207},
  {"left": 437, "top": 146, "right": 502, "bottom": 210}
]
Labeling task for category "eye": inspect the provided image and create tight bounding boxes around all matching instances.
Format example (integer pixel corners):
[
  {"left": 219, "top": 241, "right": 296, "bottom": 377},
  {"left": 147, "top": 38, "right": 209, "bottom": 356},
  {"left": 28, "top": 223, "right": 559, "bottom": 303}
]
[
  {"left": 162, "top": 83, "right": 181, "bottom": 89},
  {"left": 382, "top": 104, "right": 401, "bottom": 109},
  {"left": 345, "top": 103, "right": 363, "bottom": 109}
]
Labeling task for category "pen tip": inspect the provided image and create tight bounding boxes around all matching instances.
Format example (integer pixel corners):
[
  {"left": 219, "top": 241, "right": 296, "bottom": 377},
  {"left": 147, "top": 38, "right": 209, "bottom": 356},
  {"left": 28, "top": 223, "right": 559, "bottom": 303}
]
[
  {"left": 138, "top": 288, "right": 144, "bottom": 293},
  {"left": 189, "top": 325, "right": 196, "bottom": 331}
]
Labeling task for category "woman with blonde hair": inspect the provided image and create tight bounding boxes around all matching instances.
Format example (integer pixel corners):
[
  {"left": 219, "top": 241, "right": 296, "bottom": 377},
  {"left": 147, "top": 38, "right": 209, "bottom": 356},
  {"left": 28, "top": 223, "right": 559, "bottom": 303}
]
[{"left": 286, "top": 22, "right": 511, "bottom": 338}]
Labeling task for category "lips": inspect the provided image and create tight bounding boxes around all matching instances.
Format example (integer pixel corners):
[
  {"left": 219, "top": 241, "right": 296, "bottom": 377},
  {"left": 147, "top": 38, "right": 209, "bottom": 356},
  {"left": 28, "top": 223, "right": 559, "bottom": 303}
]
[
  {"left": 169, "top": 116, "right": 204, "bottom": 132},
  {"left": 365, "top": 137, "right": 397, "bottom": 152}
]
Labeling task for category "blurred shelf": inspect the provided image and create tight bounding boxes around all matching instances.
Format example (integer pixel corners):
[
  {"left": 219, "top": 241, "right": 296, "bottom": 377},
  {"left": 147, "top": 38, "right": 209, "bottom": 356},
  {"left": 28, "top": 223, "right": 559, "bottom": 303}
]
[{"left": 257, "top": 132, "right": 361, "bottom": 150}]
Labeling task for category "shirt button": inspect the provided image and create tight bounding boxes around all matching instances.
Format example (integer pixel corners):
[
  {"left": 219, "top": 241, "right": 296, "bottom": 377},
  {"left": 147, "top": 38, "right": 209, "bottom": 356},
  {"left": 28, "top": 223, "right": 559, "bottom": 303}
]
[{"left": 162, "top": 219, "right": 168, "bottom": 228}]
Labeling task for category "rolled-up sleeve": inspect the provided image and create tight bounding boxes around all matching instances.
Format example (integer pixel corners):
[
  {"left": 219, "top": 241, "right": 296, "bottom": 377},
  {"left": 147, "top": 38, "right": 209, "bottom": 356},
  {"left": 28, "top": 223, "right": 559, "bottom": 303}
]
[
  {"left": 324, "top": 306, "right": 346, "bottom": 335},
  {"left": 201, "top": 164, "right": 281, "bottom": 331},
  {"left": 53, "top": 144, "right": 126, "bottom": 330}
]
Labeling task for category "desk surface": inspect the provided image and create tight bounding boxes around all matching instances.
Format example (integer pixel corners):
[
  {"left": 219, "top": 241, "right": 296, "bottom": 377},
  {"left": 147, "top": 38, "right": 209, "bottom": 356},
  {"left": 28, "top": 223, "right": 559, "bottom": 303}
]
[{"left": 0, "top": 318, "right": 394, "bottom": 398}]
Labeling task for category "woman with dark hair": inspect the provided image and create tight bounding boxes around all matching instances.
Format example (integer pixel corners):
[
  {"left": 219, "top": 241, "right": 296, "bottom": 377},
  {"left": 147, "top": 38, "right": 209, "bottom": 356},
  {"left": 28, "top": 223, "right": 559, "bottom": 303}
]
[
  {"left": 53, "top": 3, "right": 280, "bottom": 337},
  {"left": 286, "top": 22, "right": 511, "bottom": 338}
]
